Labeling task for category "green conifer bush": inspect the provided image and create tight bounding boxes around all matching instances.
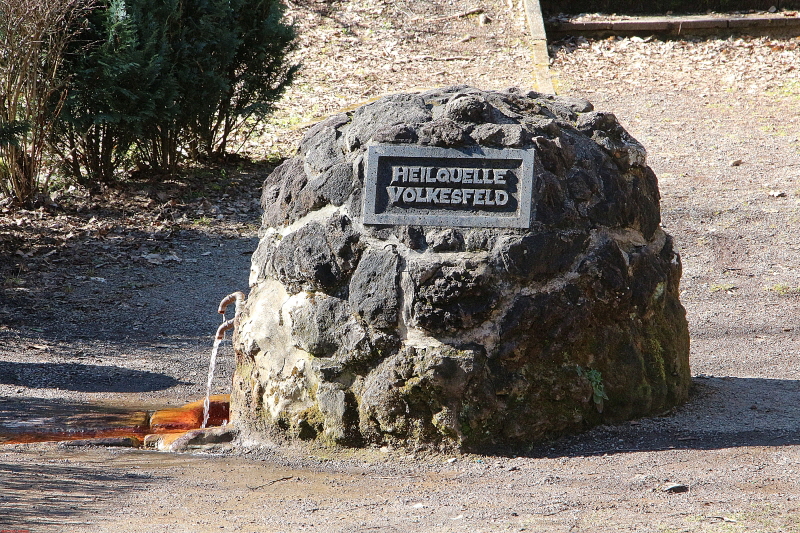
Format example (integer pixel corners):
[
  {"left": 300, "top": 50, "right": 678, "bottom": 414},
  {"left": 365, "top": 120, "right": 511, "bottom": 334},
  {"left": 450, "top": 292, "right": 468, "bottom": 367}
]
[{"left": 54, "top": 0, "right": 296, "bottom": 185}]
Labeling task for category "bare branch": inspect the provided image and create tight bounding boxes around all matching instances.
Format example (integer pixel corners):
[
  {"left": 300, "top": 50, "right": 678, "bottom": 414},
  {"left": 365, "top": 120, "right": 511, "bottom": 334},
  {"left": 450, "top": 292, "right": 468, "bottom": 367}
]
[{"left": 0, "top": 0, "right": 94, "bottom": 206}]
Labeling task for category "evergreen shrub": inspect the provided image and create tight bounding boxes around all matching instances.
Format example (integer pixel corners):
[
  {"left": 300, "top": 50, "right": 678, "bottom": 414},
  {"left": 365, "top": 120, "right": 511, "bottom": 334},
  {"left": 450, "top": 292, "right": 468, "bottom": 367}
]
[{"left": 54, "top": 0, "right": 296, "bottom": 185}]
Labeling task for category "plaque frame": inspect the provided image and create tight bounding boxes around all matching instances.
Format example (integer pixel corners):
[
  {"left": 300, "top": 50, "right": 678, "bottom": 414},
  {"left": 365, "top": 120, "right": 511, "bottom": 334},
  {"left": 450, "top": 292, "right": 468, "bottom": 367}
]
[{"left": 362, "top": 144, "right": 535, "bottom": 229}]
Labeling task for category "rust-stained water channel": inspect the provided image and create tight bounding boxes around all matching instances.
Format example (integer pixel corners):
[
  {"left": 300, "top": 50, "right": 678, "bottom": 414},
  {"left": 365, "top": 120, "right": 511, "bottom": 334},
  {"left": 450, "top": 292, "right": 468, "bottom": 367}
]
[
  {"left": 0, "top": 395, "right": 229, "bottom": 446},
  {"left": 0, "top": 292, "right": 244, "bottom": 447}
]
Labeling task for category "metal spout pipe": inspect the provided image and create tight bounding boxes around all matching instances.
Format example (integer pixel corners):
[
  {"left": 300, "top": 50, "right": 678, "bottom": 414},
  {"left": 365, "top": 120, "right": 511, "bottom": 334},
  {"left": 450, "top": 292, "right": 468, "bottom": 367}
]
[
  {"left": 218, "top": 291, "right": 246, "bottom": 316},
  {"left": 215, "top": 318, "right": 235, "bottom": 340},
  {"left": 215, "top": 291, "right": 246, "bottom": 340}
]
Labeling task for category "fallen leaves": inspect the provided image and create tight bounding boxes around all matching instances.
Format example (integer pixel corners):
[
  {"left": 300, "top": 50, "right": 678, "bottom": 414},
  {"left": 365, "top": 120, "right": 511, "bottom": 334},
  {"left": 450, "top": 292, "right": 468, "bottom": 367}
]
[
  {"left": 551, "top": 34, "right": 800, "bottom": 98},
  {"left": 0, "top": 162, "right": 267, "bottom": 326},
  {"left": 410, "top": 7, "right": 484, "bottom": 23},
  {"left": 255, "top": 0, "right": 529, "bottom": 158}
]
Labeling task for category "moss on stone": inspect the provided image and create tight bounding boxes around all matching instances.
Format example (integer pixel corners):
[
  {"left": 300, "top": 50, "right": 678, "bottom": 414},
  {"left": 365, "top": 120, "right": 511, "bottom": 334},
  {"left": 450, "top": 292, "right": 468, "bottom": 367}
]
[{"left": 295, "top": 405, "right": 325, "bottom": 440}]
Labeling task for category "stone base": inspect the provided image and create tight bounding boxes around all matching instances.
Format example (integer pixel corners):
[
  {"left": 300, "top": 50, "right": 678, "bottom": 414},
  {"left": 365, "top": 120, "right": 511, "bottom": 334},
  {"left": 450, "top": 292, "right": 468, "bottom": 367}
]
[{"left": 232, "top": 87, "right": 691, "bottom": 451}]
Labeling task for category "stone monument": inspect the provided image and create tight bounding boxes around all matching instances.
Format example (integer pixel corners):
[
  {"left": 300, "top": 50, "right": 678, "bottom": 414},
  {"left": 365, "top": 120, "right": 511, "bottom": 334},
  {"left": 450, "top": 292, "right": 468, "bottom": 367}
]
[{"left": 231, "top": 86, "right": 691, "bottom": 451}]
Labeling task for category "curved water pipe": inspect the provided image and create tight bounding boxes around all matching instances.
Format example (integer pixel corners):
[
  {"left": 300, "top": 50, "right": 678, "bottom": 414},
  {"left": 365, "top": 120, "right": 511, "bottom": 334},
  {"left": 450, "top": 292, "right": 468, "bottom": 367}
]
[{"left": 215, "top": 291, "right": 246, "bottom": 340}]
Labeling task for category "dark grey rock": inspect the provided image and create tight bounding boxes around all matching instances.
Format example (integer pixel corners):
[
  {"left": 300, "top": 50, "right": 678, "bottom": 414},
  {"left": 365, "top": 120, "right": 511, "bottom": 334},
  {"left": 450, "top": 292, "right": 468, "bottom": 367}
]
[
  {"left": 333, "top": 322, "right": 374, "bottom": 367},
  {"left": 523, "top": 116, "right": 561, "bottom": 137},
  {"left": 577, "top": 111, "right": 647, "bottom": 170},
  {"left": 349, "top": 247, "right": 400, "bottom": 330},
  {"left": 426, "top": 228, "right": 465, "bottom": 252},
  {"left": 417, "top": 118, "right": 471, "bottom": 147},
  {"left": 439, "top": 94, "right": 493, "bottom": 123},
  {"left": 312, "top": 359, "right": 345, "bottom": 381},
  {"left": 464, "top": 229, "right": 498, "bottom": 252},
  {"left": 300, "top": 113, "right": 350, "bottom": 175},
  {"left": 270, "top": 222, "right": 340, "bottom": 291},
  {"left": 484, "top": 93, "right": 526, "bottom": 124},
  {"left": 300, "top": 161, "right": 354, "bottom": 209},
  {"left": 398, "top": 226, "right": 426, "bottom": 250},
  {"left": 269, "top": 213, "right": 360, "bottom": 292},
  {"left": 289, "top": 294, "right": 352, "bottom": 356},
  {"left": 358, "top": 345, "right": 494, "bottom": 445},
  {"left": 421, "top": 85, "right": 482, "bottom": 108},
  {"left": 346, "top": 184, "right": 363, "bottom": 219},
  {"left": 469, "top": 123, "right": 527, "bottom": 147},
  {"left": 260, "top": 158, "right": 307, "bottom": 227},
  {"left": 576, "top": 111, "right": 619, "bottom": 134},
  {"left": 300, "top": 113, "right": 350, "bottom": 152},
  {"left": 663, "top": 483, "right": 690, "bottom": 494},
  {"left": 539, "top": 100, "right": 579, "bottom": 122},
  {"left": 372, "top": 124, "right": 419, "bottom": 144},
  {"left": 492, "top": 231, "right": 589, "bottom": 282},
  {"left": 343, "top": 94, "right": 431, "bottom": 151},
  {"left": 552, "top": 95, "right": 594, "bottom": 113},
  {"left": 289, "top": 291, "right": 377, "bottom": 368},
  {"left": 412, "top": 260, "right": 494, "bottom": 334},
  {"left": 169, "top": 426, "right": 238, "bottom": 452}
]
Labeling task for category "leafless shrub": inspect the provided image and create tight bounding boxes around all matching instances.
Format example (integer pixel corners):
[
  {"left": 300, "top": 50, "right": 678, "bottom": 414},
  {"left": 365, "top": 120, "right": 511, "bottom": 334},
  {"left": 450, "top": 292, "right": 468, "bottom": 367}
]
[{"left": 0, "top": 0, "right": 92, "bottom": 207}]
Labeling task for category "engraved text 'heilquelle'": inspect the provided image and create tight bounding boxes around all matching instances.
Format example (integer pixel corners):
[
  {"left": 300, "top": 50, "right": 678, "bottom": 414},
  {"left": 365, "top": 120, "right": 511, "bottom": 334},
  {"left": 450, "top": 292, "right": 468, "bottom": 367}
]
[{"left": 387, "top": 166, "right": 510, "bottom": 207}]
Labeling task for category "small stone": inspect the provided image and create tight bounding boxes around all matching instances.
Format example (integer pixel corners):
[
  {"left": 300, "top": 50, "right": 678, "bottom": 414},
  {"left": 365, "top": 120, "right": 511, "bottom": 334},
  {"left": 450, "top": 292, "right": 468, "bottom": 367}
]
[
  {"left": 770, "top": 190, "right": 786, "bottom": 197},
  {"left": 143, "top": 434, "right": 163, "bottom": 448},
  {"left": 447, "top": 457, "right": 458, "bottom": 463},
  {"left": 729, "top": 159, "right": 743, "bottom": 167},
  {"left": 417, "top": 118, "right": 470, "bottom": 147},
  {"left": 157, "top": 432, "right": 188, "bottom": 451},
  {"left": 169, "top": 425, "right": 238, "bottom": 452},
  {"left": 662, "top": 483, "right": 689, "bottom": 493},
  {"left": 478, "top": 13, "right": 491, "bottom": 25},
  {"left": 426, "top": 228, "right": 464, "bottom": 252},
  {"left": 372, "top": 124, "right": 418, "bottom": 144},
  {"left": 769, "top": 5, "right": 777, "bottom": 13}
]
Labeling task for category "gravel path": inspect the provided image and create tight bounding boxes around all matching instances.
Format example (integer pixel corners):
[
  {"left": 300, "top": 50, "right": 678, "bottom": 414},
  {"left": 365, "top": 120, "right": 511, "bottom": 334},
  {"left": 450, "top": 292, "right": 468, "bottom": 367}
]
[{"left": 3, "top": 3, "right": 800, "bottom": 532}]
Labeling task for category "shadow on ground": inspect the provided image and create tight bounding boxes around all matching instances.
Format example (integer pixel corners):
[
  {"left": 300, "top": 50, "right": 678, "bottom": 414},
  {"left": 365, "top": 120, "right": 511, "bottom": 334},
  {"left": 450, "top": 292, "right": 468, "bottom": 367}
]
[
  {"left": 0, "top": 361, "right": 183, "bottom": 392},
  {"left": 0, "top": 454, "right": 162, "bottom": 530},
  {"left": 0, "top": 230, "right": 257, "bottom": 343},
  {"left": 0, "top": 397, "right": 156, "bottom": 442},
  {"left": 506, "top": 376, "right": 800, "bottom": 458}
]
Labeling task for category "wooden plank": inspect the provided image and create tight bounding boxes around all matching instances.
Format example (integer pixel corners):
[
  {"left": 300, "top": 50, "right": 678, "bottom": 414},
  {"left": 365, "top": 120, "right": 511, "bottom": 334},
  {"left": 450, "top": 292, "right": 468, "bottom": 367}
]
[
  {"left": 523, "top": 0, "right": 548, "bottom": 40},
  {"left": 523, "top": 0, "right": 555, "bottom": 94}
]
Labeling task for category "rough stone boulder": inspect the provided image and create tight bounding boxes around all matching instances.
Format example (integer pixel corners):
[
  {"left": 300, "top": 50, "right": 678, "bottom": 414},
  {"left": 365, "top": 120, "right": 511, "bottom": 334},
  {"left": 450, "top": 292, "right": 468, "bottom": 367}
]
[{"left": 231, "top": 86, "right": 691, "bottom": 452}]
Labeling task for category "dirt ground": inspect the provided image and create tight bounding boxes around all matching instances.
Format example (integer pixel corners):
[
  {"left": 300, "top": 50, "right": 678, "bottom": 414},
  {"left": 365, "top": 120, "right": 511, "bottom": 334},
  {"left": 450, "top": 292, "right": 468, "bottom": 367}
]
[{"left": 3, "top": 1, "right": 800, "bottom": 532}]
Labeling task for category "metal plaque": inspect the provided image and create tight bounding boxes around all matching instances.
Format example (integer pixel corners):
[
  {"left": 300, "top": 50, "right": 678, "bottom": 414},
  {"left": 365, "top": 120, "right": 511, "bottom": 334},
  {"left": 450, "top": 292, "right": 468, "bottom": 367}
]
[{"left": 363, "top": 144, "right": 535, "bottom": 228}]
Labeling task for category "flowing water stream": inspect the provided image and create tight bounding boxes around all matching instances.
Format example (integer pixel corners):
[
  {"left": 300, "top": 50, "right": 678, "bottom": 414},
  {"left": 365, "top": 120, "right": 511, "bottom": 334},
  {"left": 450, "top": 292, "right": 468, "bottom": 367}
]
[
  {"left": 202, "top": 291, "right": 242, "bottom": 428},
  {"left": 201, "top": 336, "right": 224, "bottom": 429}
]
